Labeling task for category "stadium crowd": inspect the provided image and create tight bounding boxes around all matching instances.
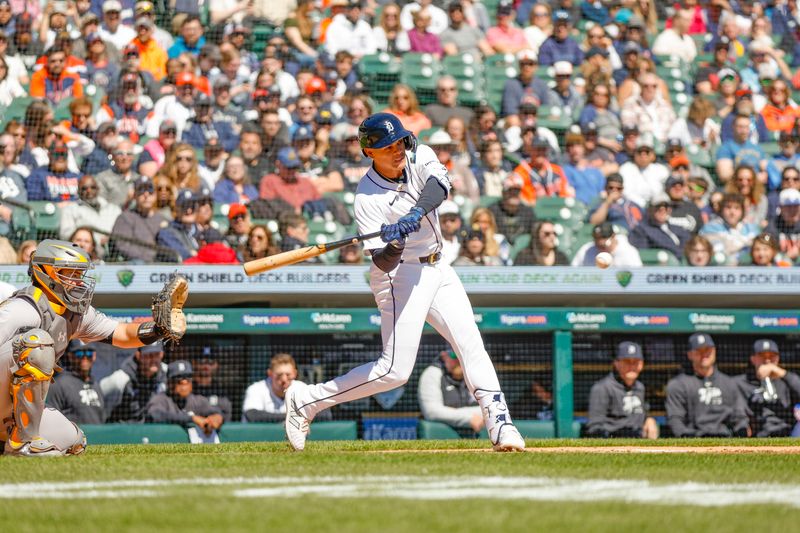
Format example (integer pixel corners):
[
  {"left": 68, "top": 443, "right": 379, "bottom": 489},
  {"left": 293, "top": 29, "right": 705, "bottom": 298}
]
[{"left": 0, "top": 0, "right": 799, "bottom": 269}]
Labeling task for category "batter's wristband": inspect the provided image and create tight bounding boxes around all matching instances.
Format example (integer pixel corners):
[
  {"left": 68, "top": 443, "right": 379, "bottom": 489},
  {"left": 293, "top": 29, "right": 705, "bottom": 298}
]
[{"left": 137, "top": 321, "right": 165, "bottom": 344}]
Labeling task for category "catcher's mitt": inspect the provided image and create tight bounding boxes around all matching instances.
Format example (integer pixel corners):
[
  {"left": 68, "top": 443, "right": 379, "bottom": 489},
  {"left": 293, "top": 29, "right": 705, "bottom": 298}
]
[{"left": 152, "top": 274, "right": 189, "bottom": 343}]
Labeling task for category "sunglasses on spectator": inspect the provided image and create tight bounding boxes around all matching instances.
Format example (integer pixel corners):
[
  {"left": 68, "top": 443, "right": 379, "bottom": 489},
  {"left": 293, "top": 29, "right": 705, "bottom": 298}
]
[
  {"left": 541, "top": 231, "right": 556, "bottom": 237},
  {"left": 72, "top": 349, "right": 95, "bottom": 358},
  {"left": 176, "top": 155, "right": 194, "bottom": 162},
  {"left": 783, "top": 175, "right": 800, "bottom": 182},
  {"left": 137, "top": 185, "right": 155, "bottom": 194},
  {"left": 606, "top": 185, "right": 623, "bottom": 191},
  {"left": 162, "top": 129, "right": 177, "bottom": 135},
  {"left": 114, "top": 150, "right": 134, "bottom": 156}
]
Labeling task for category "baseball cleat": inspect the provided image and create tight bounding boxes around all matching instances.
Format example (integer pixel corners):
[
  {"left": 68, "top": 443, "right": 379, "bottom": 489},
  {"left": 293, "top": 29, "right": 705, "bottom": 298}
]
[
  {"left": 4, "top": 437, "right": 63, "bottom": 457},
  {"left": 284, "top": 382, "right": 310, "bottom": 452},
  {"left": 492, "top": 424, "right": 526, "bottom": 452}
]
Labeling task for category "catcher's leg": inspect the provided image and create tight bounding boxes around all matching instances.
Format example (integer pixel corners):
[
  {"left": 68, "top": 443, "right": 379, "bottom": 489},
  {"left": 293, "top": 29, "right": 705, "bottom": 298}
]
[{"left": 5, "top": 329, "right": 63, "bottom": 457}]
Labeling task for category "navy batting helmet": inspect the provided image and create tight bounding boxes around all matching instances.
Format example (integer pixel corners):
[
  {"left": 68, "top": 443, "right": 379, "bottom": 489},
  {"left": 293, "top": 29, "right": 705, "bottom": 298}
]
[{"left": 358, "top": 112, "right": 417, "bottom": 155}]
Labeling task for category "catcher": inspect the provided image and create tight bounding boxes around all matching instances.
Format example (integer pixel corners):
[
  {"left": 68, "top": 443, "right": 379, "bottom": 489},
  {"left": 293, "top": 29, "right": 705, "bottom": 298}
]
[{"left": 0, "top": 239, "right": 189, "bottom": 457}]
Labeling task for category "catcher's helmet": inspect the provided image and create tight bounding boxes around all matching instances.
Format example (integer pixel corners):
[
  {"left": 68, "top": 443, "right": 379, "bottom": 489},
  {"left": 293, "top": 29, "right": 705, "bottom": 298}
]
[
  {"left": 29, "top": 240, "right": 96, "bottom": 314},
  {"left": 358, "top": 112, "right": 417, "bottom": 155}
]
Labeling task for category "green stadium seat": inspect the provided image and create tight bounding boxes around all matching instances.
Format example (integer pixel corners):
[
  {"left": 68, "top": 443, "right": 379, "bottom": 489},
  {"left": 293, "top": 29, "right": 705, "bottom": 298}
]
[
  {"left": 638, "top": 248, "right": 681, "bottom": 266},
  {"left": 537, "top": 106, "right": 572, "bottom": 132},
  {"left": 417, "top": 420, "right": 462, "bottom": 439},
  {"left": 28, "top": 201, "right": 61, "bottom": 240},
  {"left": 510, "top": 233, "right": 532, "bottom": 260},
  {"left": 219, "top": 421, "right": 358, "bottom": 442},
  {"left": 252, "top": 26, "right": 283, "bottom": 59},
  {"left": 0, "top": 96, "right": 33, "bottom": 127},
  {"left": 82, "top": 424, "right": 190, "bottom": 444},
  {"left": 760, "top": 141, "right": 781, "bottom": 156}
]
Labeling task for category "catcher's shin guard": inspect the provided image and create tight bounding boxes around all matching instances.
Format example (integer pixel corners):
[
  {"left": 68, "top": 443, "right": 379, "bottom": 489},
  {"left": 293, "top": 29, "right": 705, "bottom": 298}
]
[{"left": 7, "top": 329, "right": 59, "bottom": 455}]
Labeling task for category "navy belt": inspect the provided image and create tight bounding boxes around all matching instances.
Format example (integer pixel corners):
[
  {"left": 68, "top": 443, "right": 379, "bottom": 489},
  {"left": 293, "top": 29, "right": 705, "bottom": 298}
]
[{"left": 401, "top": 252, "right": 441, "bottom": 264}]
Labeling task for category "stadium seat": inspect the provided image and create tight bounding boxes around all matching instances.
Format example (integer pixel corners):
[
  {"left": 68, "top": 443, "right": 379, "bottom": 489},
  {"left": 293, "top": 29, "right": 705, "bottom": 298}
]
[
  {"left": 82, "top": 424, "right": 190, "bottom": 444},
  {"left": 0, "top": 96, "right": 33, "bottom": 128},
  {"left": 638, "top": 248, "right": 681, "bottom": 266},
  {"left": 510, "top": 233, "right": 532, "bottom": 261},
  {"left": 28, "top": 201, "right": 61, "bottom": 240},
  {"left": 417, "top": 420, "right": 462, "bottom": 439},
  {"left": 219, "top": 421, "right": 358, "bottom": 442},
  {"left": 358, "top": 53, "right": 402, "bottom": 104}
]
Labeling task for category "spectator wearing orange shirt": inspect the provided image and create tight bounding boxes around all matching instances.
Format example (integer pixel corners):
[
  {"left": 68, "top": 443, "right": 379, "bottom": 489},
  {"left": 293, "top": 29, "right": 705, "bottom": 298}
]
[
  {"left": 129, "top": 17, "right": 167, "bottom": 81},
  {"left": 259, "top": 147, "right": 321, "bottom": 214},
  {"left": 760, "top": 79, "right": 800, "bottom": 134},
  {"left": 385, "top": 83, "right": 431, "bottom": 136},
  {"left": 511, "top": 136, "right": 574, "bottom": 205},
  {"left": 30, "top": 46, "right": 84, "bottom": 105}
]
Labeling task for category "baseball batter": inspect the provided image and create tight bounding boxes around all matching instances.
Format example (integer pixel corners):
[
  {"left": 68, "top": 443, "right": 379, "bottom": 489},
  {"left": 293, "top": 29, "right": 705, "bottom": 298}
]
[
  {"left": 0, "top": 239, "right": 188, "bottom": 456},
  {"left": 285, "top": 113, "right": 525, "bottom": 452}
]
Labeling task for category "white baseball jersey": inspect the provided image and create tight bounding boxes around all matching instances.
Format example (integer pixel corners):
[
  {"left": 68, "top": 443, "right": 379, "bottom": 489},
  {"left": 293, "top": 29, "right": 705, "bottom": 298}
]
[
  {"left": 354, "top": 144, "right": 451, "bottom": 259},
  {"left": 291, "top": 143, "right": 513, "bottom": 428}
]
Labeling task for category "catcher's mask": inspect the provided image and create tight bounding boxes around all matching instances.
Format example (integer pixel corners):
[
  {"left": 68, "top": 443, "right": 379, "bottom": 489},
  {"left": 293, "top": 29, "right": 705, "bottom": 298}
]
[{"left": 28, "top": 240, "right": 96, "bottom": 313}]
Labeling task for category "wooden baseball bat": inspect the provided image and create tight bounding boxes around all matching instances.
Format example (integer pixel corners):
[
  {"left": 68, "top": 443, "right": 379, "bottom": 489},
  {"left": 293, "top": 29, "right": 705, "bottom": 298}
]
[{"left": 243, "top": 230, "right": 382, "bottom": 276}]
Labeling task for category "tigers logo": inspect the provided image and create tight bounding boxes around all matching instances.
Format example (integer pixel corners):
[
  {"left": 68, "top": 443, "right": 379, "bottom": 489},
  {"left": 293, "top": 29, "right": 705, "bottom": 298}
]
[
  {"left": 385, "top": 121, "right": 394, "bottom": 133},
  {"left": 616, "top": 270, "right": 633, "bottom": 288},
  {"left": 117, "top": 270, "right": 135, "bottom": 288}
]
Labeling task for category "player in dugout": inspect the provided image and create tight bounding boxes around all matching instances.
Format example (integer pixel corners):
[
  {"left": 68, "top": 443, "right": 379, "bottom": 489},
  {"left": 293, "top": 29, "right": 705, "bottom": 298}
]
[
  {"left": 585, "top": 341, "right": 658, "bottom": 439},
  {"left": 665, "top": 333, "right": 750, "bottom": 438},
  {"left": 734, "top": 339, "right": 800, "bottom": 438},
  {"left": 284, "top": 113, "right": 526, "bottom": 452},
  {"left": 0, "top": 239, "right": 188, "bottom": 456}
]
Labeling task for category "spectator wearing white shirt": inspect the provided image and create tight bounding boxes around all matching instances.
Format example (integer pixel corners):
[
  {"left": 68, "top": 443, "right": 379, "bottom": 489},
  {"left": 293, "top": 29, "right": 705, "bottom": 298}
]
[
  {"left": 651, "top": 9, "right": 696, "bottom": 65},
  {"left": 619, "top": 135, "right": 669, "bottom": 209},
  {"left": 241, "top": 353, "right": 301, "bottom": 423},
  {"left": 620, "top": 72, "right": 677, "bottom": 143},
  {"left": 98, "top": 0, "right": 136, "bottom": 51},
  {"left": 572, "top": 221, "right": 643, "bottom": 267},
  {"left": 145, "top": 72, "right": 195, "bottom": 139},
  {"left": 324, "top": 1, "right": 377, "bottom": 59},
  {"left": 400, "top": 0, "right": 449, "bottom": 35}
]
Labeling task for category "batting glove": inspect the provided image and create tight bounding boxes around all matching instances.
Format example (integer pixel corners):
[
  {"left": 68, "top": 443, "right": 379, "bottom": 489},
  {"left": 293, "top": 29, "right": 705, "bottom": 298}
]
[
  {"left": 397, "top": 207, "right": 424, "bottom": 236},
  {"left": 380, "top": 223, "right": 405, "bottom": 244}
]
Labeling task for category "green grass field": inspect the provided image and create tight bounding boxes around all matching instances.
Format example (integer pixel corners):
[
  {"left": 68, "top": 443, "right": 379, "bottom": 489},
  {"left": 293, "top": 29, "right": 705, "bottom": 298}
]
[{"left": 2, "top": 439, "right": 799, "bottom": 533}]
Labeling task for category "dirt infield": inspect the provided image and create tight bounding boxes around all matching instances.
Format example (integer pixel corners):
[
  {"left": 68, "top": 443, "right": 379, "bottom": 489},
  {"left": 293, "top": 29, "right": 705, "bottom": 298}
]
[{"left": 372, "top": 445, "right": 800, "bottom": 454}]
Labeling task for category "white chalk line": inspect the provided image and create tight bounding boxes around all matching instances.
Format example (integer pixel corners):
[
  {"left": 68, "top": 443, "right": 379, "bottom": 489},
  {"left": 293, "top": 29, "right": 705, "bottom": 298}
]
[{"left": 2, "top": 476, "right": 799, "bottom": 507}]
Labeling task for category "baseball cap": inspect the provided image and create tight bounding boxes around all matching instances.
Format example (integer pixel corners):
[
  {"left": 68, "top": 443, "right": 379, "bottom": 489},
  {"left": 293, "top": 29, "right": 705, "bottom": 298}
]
[
  {"left": 316, "top": 109, "right": 334, "bottom": 126},
  {"left": 518, "top": 102, "right": 538, "bottom": 115},
  {"left": 635, "top": 136, "right": 654, "bottom": 150},
  {"left": 85, "top": 32, "right": 103, "bottom": 44},
  {"left": 665, "top": 176, "right": 685, "bottom": 190},
  {"left": 103, "top": 0, "right": 122, "bottom": 12},
  {"left": 564, "top": 132, "right": 584, "bottom": 145},
  {"left": 292, "top": 126, "right": 314, "bottom": 142},
  {"left": 175, "top": 188, "right": 196, "bottom": 208},
  {"left": 228, "top": 203, "right": 248, "bottom": 220},
  {"left": 135, "top": 0, "right": 154, "bottom": 13},
  {"left": 622, "top": 124, "right": 639, "bottom": 135},
  {"left": 779, "top": 188, "right": 800, "bottom": 206},
  {"left": 531, "top": 136, "right": 550, "bottom": 149},
  {"left": 213, "top": 75, "right": 231, "bottom": 90},
  {"left": 753, "top": 339, "right": 779, "bottom": 355},
  {"left": 503, "top": 173, "right": 525, "bottom": 191},
  {"left": 196, "top": 346, "right": 218, "bottom": 361},
  {"left": 593, "top": 222, "right": 615, "bottom": 239},
  {"left": 200, "top": 44, "right": 222, "bottom": 62},
  {"left": 331, "top": 122, "right": 358, "bottom": 142},
  {"left": 688, "top": 332, "right": 715, "bottom": 351},
  {"left": 438, "top": 200, "right": 460, "bottom": 216},
  {"left": 669, "top": 154, "right": 690, "bottom": 168},
  {"left": 627, "top": 15, "right": 645, "bottom": 28},
  {"left": 305, "top": 76, "right": 327, "bottom": 95},
  {"left": 717, "top": 67, "right": 738, "bottom": 81},
  {"left": 97, "top": 121, "right": 117, "bottom": 135},
  {"left": 226, "top": 23, "right": 251, "bottom": 36},
  {"left": 758, "top": 62, "right": 778, "bottom": 80},
  {"left": 133, "top": 176, "right": 154, "bottom": 194},
  {"left": 748, "top": 40, "right": 770, "bottom": 54},
  {"left": 277, "top": 147, "right": 301, "bottom": 169},
  {"left": 623, "top": 41, "right": 641, "bottom": 55},
  {"left": 553, "top": 9, "right": 570, "bottom": 23},
  {"left": 553, "top": 61, "right": 573, "bottom": 76},
  {"left": 139, "top": 341, "right": 164, "bottom": 354},
  {"left": 462, "top": 227, "right": 485, "bottom": 241},
  {"left": 649, "top": 192, "right": 672, "bottom": 208},
  {"left": 51, "top": 1, "right": 68, "bottom": 15},
  {"left": 496, "top": 2, "right": 513, "bottom": 16},
  {"left": 616, "top": 341, "right": 643, "bottom": 360},
  {"left": 195, "top": 92, "right": 211, "bottom": 107},
  {"left": 176, "top": 72, "right": 195, "bottom": 86},
  {"left": 736, "top": 86, "right": 753, "bottom": 99},
  {"left": 614, "top": 8, "right": 633, "bottom": 24},
  {"left": 123, "top": 43, "right": 139, "bottom": 57},
  {"left": 447, "top": 1, "right": 463, "bottom": 12},
  {"left": 517, "top": 49, "right": 538, "bottom": 63},
  {"left": 428, "top": 130, "right": 453, "bottom": 146},
  {"left": 159, "top": 119, "right": 177, "bottom": 133},
  {"left": 135, "top": 17, "right": 153, "bottom": 30},
  {"left": 586, "top": 46, "right": 609, "bottom": 59},
  {"left": 167, "top": 360, "right": 193, "bottom": 380},
  {"left": 666, "top": 138, "right": 683, "bottom": 151}
]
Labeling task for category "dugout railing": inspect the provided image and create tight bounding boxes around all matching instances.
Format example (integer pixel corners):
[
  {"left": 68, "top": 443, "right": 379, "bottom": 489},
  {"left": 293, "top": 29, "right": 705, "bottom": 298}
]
[{"left": 88, "top": 306, "right": 800, "bottom": 441}]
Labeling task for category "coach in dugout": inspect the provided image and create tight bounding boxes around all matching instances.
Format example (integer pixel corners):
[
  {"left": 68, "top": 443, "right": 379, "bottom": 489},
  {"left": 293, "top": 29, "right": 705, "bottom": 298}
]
[
  {"left": 585, "top": 341, "right": 658, "bottom": 439},
  {"left": 418, "top": 349, "right": 484, "bottom": 436},
  {"left": 665, "top": 333, "right": 750, "bottom": 438},
  {"left": 734, "top": 339, "right": 800, "bottom": 438}
]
